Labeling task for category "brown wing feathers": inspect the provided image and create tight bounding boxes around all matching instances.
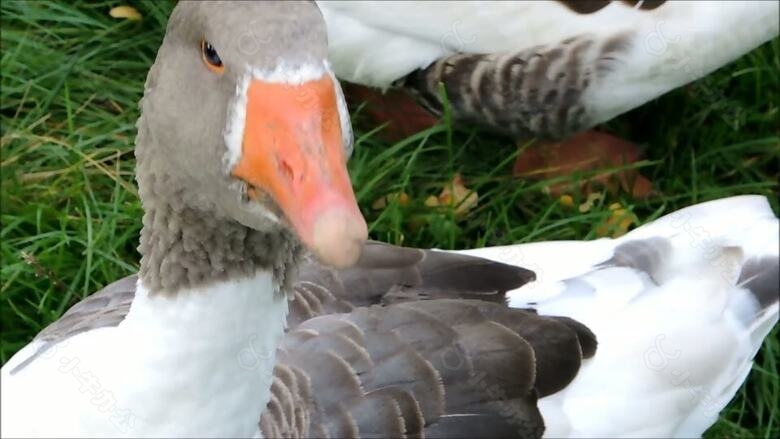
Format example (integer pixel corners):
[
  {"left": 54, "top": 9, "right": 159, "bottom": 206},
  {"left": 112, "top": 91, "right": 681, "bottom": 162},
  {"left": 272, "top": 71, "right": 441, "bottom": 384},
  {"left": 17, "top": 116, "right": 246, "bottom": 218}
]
[
  {"left": 265, "top": 300, "right": 561, "bottom": 438},
  {"left": 287, "top": 240, "right": 537, "bottom": 327},
  {"left": 265, "top": 243, "right": 597, "bottom": 438}
]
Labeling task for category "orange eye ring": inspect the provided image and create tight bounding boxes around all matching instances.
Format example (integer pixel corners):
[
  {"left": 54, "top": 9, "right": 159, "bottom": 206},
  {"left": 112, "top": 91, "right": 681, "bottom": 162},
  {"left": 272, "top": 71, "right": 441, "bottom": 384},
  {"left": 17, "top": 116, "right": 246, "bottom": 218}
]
[{"left": 201, "top": 39, "right": 225, "bottom": 74}]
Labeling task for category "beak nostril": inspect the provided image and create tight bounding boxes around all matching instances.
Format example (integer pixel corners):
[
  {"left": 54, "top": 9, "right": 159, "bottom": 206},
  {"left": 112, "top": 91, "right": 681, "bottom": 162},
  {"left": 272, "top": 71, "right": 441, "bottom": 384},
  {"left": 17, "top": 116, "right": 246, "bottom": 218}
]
[{"left": 279, "top": 159, "right": 295, "bottom": 183}]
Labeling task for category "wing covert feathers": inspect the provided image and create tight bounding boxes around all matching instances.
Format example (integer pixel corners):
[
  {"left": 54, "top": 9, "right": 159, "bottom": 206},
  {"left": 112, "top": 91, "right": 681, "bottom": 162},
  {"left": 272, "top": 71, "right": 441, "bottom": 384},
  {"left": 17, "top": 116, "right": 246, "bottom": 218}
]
[
  {"left": 288, "top": 240, "right": 536, "bottom": 327},
  {"left": 268, "top": 300, "right": 591, "bottom": 438}
]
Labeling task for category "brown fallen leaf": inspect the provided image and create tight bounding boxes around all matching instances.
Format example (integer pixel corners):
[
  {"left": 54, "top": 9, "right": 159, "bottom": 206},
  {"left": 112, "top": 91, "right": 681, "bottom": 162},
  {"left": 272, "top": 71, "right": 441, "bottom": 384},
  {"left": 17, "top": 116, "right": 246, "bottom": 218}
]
[
  {"left": 342, "top": 82, "right": 439, "bottom": 142},
  {"left": 425, "top": 173, "right": 478, "bottom": 217},
  {"left": 513, "top": 130, "right": 654, "bottom": 199},
  {"left": 109, "top": 5, "right": 142, "bottom": 21}
]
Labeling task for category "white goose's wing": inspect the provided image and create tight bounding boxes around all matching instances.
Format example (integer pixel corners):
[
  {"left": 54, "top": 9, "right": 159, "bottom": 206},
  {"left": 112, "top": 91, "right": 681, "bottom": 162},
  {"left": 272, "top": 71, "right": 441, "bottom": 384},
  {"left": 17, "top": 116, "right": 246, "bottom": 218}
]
[
  {"left": 318, "top": 1, "right": 778, "bottom": 135},
  {"left": 453, "top": 194, "right": 779, "bottom": 437}
]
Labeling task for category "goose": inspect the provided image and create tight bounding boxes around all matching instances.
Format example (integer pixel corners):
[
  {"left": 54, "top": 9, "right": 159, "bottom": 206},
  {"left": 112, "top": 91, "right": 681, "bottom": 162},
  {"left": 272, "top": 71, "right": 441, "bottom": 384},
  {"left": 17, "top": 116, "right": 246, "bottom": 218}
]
[
  {"left": 1, "top": 2, "right": 776, "bottom": 439},
  {"left": 0, "top": 2, "right": 596, "bottom": 437},
  {"left": 293, "top": 194, "right": 780, "bottom": 438},
  {"left": 316, "top": 1, "right": 779, "bottom": 141}
]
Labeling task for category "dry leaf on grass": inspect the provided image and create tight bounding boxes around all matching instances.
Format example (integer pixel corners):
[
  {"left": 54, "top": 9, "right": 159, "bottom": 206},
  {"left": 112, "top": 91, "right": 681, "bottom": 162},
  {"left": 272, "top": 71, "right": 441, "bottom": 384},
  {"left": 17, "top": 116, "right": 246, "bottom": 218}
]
[
  {"left": 595, "top": 203, "right": 638, "bottom": 238},
  {"left": 109, "top": 6, "right": 142, "bottom": 21},
  {"left": 513, "top": 130, "right": 654, "bottom": 199},
  {"left": 371, "top": 175, "right": 478, "bottom": 232},
  {"left": 578, "top": 192, "right": 605, "bottom": 213},
  {"left": 371, "top": 191, "right": 410, "bottom": 210},
  {"left": 424, "top": 173, "right": 478, "bottom": 217}
]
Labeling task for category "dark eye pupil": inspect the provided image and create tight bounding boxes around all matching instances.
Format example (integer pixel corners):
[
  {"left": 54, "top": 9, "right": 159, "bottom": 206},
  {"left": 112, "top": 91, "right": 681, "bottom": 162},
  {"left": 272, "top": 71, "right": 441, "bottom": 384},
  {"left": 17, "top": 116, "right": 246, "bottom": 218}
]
[{"left": 203, "top": 42, "right": 222, "bottom": 66}]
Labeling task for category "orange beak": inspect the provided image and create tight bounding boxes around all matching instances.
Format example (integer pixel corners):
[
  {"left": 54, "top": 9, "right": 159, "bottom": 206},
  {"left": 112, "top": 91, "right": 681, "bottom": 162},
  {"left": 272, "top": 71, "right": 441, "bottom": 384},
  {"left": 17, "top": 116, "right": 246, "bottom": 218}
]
[{"left": 231, "top": 76, "right": 367, "bottom": 268}]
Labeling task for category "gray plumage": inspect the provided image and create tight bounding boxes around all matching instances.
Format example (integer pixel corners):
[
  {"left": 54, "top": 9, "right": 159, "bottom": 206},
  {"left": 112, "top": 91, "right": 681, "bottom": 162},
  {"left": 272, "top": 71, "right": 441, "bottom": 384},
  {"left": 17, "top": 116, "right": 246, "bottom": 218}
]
[
  {"left": 267, "top": 299, "right": 553, "bottom": 438},
  {"left": 402, "top": 32, "right": 631, "bottom": 140},
  {"left": 595, "top": 237, "right": 673, "bottom": 284},
  {"left": 737, "top": 256, "right": 780, "bottom": 309},
  {"left": 289, "top": 240, "right": 536, "bottom": 324},
  {"left": 263, "top": 241, "right": 598, "bottom": 438}
]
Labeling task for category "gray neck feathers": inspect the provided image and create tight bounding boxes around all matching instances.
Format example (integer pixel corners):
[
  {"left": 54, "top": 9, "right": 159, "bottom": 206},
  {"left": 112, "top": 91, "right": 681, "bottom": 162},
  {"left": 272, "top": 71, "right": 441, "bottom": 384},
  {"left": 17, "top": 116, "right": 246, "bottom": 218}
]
[
  {"left": 134, "top": 134, "right": 302, "bottom": 298},
  {"left": 136, "top": 192, "right": 301, "bottom": 297}
]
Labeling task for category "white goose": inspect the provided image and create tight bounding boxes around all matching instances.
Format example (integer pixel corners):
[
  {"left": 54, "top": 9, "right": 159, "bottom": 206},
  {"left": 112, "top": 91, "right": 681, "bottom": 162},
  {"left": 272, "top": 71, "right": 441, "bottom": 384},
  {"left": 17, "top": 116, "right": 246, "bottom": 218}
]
[
  {"left": 317, "top": 0, "right": 779, "bottom": 139},
  {"left": 454, "top": 194, "right": 780, "bottom": 437},
  {"left": 1, "top": 2, "right": 777, "bottom": 439}
]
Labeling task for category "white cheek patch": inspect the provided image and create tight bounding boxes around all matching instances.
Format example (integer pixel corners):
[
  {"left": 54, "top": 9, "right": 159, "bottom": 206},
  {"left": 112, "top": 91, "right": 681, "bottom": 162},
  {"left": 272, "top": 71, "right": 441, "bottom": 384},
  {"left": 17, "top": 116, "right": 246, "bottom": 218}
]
[
  {"left": 326, "top": 60, "right": 355, "bottom": 159},
  {"left": 223, "top": 72, "right": 251, "bottom": 171},
  {"left": 251, "top": 57, "right": 329, "bottom": 84}
]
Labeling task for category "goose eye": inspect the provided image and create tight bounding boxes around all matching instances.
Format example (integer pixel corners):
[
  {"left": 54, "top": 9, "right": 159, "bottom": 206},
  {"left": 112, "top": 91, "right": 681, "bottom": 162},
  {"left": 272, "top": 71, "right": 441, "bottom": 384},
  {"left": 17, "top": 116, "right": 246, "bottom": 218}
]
[{"left": 201, "top": 40, "right": 224, "bottom": 73}]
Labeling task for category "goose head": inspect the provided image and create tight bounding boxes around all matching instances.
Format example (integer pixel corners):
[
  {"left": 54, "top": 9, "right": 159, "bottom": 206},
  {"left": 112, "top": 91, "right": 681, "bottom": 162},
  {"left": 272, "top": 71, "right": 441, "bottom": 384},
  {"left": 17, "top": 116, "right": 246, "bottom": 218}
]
[{"left": 135, "top": 1, "right": 366, "bottom": 272}]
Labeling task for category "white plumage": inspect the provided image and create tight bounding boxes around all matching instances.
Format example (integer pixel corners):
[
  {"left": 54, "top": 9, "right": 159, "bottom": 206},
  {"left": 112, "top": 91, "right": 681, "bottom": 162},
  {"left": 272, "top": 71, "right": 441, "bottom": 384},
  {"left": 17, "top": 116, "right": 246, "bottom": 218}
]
[
  {"left": 1, "top": 273, "right": 288, "bottom": 438},
  {"left": 451, "top": 194, "right": 779, "bottom": 437},
  {"left": 317, "top": 1, "right": 779, "bottom": 130}
]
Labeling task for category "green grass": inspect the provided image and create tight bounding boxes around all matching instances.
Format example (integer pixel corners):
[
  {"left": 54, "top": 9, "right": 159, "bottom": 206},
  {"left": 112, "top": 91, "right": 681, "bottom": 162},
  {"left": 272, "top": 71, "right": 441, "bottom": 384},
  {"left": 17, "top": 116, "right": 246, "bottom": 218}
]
[{"left": 1, "top": 1, "right": 778, "bottom": 437}]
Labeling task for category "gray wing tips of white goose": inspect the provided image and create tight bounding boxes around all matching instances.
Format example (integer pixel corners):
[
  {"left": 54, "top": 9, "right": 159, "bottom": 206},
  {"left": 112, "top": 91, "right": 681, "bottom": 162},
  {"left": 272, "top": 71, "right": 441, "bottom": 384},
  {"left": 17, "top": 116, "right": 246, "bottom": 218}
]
[
  {"left": 264, "top": 299, "right": 596, "bottom": 438},
  {"left": 600, "top": 238, "right": 779, "bottom": 312},
  {"left": 737, "top": 256, "right": 780, "bottom": 310},
  {"left": 288, "top": 240, "right": 537, "bottom": 327}
]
